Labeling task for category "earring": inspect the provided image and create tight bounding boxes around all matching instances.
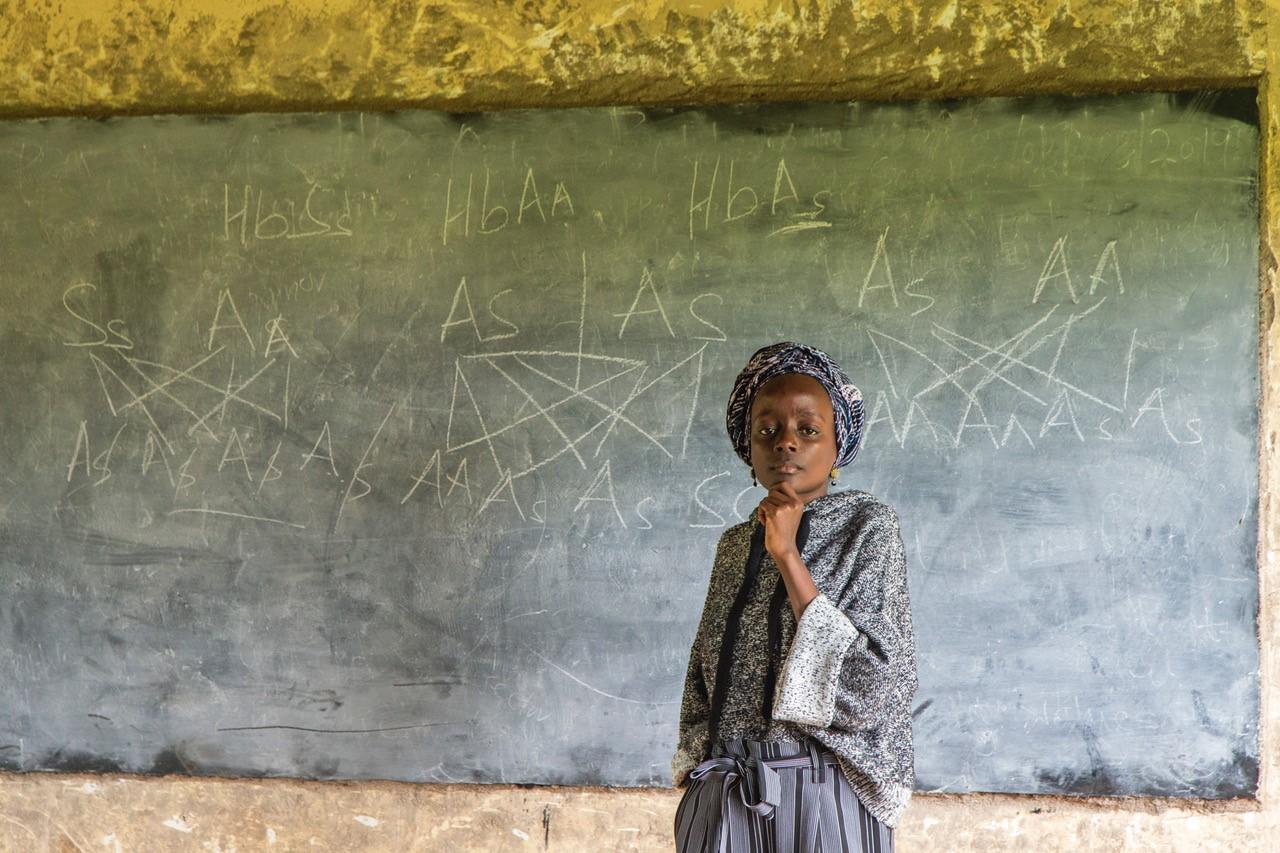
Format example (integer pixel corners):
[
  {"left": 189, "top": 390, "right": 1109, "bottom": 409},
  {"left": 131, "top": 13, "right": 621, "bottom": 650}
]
[
  {"left": 751, "top": 469, "right": 757, "bottom": 487},
  {"left": 829, "top": 466, "right": 839, "bottom": 486}
]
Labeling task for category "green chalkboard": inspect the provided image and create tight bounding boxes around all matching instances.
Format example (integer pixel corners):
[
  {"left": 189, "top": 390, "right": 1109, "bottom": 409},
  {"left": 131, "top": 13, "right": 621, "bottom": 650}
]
[{"left": 0, "top": 89, "right": 1260, "bottom": 796}]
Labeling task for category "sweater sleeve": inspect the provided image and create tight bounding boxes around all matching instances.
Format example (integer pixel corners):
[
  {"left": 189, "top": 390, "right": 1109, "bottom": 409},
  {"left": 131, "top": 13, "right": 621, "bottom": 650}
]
[
  {"left": 671, "top": 529, "right": 733, "bottom": 788},
  {"left": 671, "top": 634, "right": 710, "bottom": 788},
  {"left": 771, "top": 505, "right": 915, "bottom": 732}
]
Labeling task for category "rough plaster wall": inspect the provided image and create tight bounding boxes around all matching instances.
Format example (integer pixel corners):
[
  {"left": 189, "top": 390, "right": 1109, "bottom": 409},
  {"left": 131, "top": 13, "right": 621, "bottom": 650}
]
[
  {"left": 0, "top": 0, "right": 1277, "bottom": 850},
  {"left": 0, "top": 0, "right": 1267, "bottom": 115}
]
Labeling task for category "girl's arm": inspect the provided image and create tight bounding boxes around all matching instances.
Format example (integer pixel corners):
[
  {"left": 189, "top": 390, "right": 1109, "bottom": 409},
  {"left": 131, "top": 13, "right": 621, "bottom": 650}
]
[
  {"left": 770, "top": 504, "right": 917, "bottom": 731},
  {"left": 672, "top": 635, "right": 711, "bottom": 788},
  {"left": 671, "top": 528, "right": 734, "bottom": 787}
]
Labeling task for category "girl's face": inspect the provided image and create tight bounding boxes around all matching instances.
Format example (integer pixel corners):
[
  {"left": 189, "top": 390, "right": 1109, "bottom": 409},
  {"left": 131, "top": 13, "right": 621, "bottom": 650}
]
[{"left": 748, "top": 373, "right": 839, "bottom": 504}]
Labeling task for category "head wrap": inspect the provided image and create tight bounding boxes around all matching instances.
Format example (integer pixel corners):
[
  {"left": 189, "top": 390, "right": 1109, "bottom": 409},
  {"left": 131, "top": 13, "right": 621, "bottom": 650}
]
[{"left": 725, "top": 341, "right": 865, "bottom": 471}]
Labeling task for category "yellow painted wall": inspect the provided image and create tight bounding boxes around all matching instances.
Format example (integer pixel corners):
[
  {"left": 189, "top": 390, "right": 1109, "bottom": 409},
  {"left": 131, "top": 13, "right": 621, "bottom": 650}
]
[
  {"left": 0, "top": 0, "right": 1266, "bottom": 115},
  {"left": 0, "top": 1, "right": 1277, "bottom": 849}
]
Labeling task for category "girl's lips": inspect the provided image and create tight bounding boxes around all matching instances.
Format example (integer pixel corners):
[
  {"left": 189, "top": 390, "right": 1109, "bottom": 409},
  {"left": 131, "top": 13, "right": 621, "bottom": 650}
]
[{"left": 774, "top": 463, "right": 800, "bottom": 473}]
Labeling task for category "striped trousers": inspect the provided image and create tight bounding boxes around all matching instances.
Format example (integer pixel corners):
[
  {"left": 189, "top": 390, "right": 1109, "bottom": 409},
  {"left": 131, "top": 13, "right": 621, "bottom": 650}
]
[{"left": 674, "top": 738, "right": 893, "bottom": 853}]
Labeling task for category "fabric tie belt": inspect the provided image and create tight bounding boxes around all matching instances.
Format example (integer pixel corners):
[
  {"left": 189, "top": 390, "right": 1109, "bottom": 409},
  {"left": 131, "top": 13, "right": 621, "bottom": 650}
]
[
  {"left": 685, "top": 739, "right": 840, "bottom": 851},
  {"left": 688, "top": 753, "right": 782, "bottom": 820}
]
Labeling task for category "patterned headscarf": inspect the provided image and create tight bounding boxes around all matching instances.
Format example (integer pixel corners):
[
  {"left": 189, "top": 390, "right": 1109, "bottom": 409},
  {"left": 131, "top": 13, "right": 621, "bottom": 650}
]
[{"left": 725, "top": 341, "right": 866, "bottom": 471}]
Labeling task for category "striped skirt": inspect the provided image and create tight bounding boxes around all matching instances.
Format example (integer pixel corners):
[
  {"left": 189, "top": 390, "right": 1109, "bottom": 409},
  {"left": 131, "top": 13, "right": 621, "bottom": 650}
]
[{"left": 674, "top": 737, "right": 893, "bottom": 853}]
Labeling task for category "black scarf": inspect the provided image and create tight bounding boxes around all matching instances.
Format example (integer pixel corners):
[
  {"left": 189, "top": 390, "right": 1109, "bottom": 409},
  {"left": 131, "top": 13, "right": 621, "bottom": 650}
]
[{"left": 706, "top": 509, "right": 813, "bottom": 751}]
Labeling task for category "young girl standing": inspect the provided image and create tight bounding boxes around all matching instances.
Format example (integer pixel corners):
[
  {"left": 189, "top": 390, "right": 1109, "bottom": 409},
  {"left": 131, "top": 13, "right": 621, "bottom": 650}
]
[{"left": 673, "top": 341, "right": 917, "bottom": 852}]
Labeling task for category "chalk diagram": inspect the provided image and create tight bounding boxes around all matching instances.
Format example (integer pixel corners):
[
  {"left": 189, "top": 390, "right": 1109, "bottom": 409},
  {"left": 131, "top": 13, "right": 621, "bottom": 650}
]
[
  {"left": 82, "top": 344, "right": 290, "bottom": 455},
  {"left": 442, "top": 343, "right": 711, "bottom": 483},
  {"left": 860, "top": 295, "right": 1202, "bottom": 450},
  {"left": 65, "top": 294, "right": 717, "bottom": 532}
]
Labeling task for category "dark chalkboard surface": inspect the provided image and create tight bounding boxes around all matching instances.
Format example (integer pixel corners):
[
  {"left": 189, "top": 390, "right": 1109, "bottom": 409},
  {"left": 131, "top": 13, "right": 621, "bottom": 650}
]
[{"left": 0, "top": 89, "right": 1260, "bottom": 797}]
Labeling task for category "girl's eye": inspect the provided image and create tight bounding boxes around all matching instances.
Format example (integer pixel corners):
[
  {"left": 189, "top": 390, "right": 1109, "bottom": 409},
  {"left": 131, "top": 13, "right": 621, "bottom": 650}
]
[{"left": 757, "top": 425, "right": 820, "bottom": 436}]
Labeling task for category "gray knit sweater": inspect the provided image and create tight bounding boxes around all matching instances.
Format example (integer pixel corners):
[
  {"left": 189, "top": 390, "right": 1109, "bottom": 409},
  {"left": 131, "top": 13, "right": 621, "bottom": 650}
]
[{"left": 671, "top": 489, "right": 917, "bottom": 828}]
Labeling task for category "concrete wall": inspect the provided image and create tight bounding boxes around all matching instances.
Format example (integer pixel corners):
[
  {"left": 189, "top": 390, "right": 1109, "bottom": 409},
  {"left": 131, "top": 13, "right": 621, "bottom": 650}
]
[{"left": 0, "top": 1, "right": 1276, "bottom": 849}]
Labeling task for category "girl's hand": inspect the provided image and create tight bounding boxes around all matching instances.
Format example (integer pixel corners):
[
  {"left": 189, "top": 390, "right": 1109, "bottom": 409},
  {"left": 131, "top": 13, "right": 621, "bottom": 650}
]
[{"left": 756, "top": 480, "right": 805, "bottom": 559}]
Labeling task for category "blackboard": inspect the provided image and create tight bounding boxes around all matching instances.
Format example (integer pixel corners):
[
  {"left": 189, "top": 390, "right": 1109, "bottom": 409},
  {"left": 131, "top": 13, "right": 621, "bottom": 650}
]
[{"left": 0, "top": 89, "right": 1260, "bottom": 797}]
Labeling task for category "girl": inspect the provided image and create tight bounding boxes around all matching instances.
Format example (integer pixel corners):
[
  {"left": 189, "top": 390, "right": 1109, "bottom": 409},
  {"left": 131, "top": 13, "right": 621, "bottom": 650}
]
[{"left": 672, "top": 341, "right": 917, "bottom": 852}]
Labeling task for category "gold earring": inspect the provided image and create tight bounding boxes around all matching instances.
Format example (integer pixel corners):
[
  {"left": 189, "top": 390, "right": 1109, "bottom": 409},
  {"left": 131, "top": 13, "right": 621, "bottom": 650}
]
[{"left": 829, "top": 466, "right": 839, "bottom": 486}]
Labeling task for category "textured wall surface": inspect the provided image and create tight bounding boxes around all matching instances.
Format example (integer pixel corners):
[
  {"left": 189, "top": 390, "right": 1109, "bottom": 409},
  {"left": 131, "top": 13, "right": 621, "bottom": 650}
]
[
  {"left": 0, "top": 0, "right": 1267, "bottom": 115},
  {"left": 1, "top": 1, "right": 1277, "bottom": 850}
]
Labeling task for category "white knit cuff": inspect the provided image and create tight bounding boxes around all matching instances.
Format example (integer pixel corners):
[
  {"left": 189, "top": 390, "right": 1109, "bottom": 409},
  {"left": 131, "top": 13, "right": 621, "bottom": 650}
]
[{"left": 771, "top": 592, "right": 857, "bottom": 727}]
